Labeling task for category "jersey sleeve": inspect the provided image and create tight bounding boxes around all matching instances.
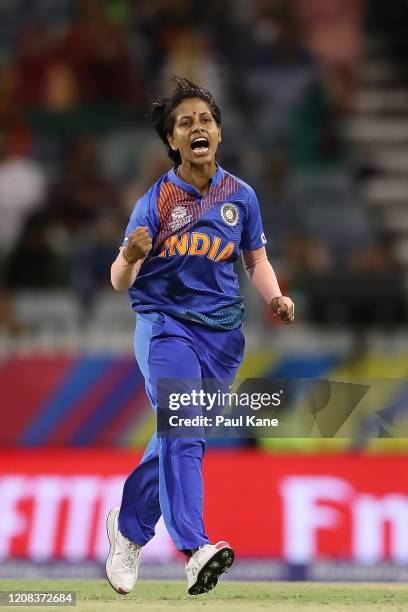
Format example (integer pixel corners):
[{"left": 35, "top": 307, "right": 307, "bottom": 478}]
[
  {"left": 122, "top": 184, "right": 160, "bottom": 247},
  {"left": 240, "top": 186, "right": 267, "bottom": 250}
]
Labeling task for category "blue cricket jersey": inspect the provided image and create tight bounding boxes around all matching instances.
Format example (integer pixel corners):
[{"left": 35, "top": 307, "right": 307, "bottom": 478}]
[{"left": 123, "top": 165, "right": 266, "bottom": 330}]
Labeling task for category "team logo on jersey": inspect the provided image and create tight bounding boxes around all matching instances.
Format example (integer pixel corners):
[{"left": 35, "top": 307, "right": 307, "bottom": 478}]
[
  {"left": 221, "top": 203, "right": 239, "bottom": 226},
  {"left": 169, "top": 206, "right": 192, "bottom": 232}
]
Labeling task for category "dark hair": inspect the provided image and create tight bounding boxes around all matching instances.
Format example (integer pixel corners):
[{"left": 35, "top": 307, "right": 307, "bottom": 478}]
[{"left": 151, "top": 77, "right": 221, "bottom": 165}]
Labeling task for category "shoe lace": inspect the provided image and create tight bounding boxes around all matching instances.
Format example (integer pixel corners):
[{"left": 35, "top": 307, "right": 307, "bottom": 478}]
[{"left": 122, "top": 539, "right": 141, "bottom": 572}]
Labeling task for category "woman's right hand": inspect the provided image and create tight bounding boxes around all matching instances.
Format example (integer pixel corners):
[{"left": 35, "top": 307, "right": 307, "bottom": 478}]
[{"left": 123, "top": 227, "right": 152, "bottom": 264}]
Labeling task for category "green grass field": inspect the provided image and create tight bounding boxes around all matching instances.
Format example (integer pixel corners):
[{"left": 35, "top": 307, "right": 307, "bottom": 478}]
[{"left": 1, "top": 580, "right": 408, "bottom": 612}]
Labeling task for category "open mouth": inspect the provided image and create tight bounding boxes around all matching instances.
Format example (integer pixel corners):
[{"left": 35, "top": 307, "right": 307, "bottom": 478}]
[{"left": 191, "top": 137, "right": 209, "bottom": 155}]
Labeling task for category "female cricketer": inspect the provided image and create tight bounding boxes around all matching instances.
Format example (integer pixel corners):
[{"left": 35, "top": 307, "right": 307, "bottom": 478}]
[{"left": 106, "top": 78, "right": 294, "bottom": 596}]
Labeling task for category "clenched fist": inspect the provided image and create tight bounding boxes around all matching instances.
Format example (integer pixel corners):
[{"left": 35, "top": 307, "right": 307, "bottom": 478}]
[
  {"left": 123, "top": 227, "right": 152, "bottom": 264},
  {"left": 270, "top": 296, "right": 295, "bottom": 324}
]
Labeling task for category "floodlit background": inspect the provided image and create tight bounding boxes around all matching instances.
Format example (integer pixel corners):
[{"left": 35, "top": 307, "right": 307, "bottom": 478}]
[{"left": 1, "top": 0, "right": 408, "bottom": 582}]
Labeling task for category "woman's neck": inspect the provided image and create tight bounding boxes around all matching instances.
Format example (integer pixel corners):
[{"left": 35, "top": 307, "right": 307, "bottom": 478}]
[{"left": 177, "top": 161, "right": 217, "bottom": 196}]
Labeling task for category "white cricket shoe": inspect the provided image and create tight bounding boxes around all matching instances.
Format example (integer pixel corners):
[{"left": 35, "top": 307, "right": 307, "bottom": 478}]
[
  {"left": 185, "top": 541, "right": 234, "bottom": 595},
  {"left": 105, "top": 507, "right": 142, "bottom": 594}
]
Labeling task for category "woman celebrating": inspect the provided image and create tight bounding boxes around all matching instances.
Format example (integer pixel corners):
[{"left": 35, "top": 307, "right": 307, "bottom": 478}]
[{"left": 107, "top": 78, "right": 294, "bottom": 596}]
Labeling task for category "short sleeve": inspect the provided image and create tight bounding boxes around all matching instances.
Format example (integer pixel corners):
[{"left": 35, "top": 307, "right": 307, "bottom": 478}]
[
  {"left": 122, "top": 184, "right": 160, "bottom": 247},
  {"left": 240, "top": 186, "right": 267, "bottom": 250}
]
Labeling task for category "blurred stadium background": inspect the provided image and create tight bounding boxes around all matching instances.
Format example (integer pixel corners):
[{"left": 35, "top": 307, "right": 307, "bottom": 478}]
[{"left": 1, "top": 0, "right": 408, "bottom": 584}]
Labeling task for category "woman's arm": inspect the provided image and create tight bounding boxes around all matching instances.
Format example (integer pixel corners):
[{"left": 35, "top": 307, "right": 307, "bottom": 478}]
[
  {"left": 241, "top": 247, "right": 295, "bottom": 323},
  {"left": 111, "top": 248, "right": 143, "bottom": 291},
  {"left": 111, "top": 226, "right": 152, "bottom": 291},
  {"left": 241, "top": 247, "right": 281, "bottom": 302}
]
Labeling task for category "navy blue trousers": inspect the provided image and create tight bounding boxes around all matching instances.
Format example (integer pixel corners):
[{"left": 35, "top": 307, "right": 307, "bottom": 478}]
[{"left": 118, "top": 312, "right": 245, "bottom": 551}]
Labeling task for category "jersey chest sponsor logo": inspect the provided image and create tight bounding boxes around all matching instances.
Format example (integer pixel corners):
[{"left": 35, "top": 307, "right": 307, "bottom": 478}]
[{"left": 158, "top": 231, "right": 235, "bottom": 261}]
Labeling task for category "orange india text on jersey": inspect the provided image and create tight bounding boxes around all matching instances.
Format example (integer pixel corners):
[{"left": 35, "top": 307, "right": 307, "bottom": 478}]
[{"left": 158, "top": 232, "right": 235, "bottom": 261}]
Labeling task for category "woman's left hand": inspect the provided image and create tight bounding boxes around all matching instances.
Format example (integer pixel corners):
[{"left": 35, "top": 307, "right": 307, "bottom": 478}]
[{"left": 270, "top": 296, "right": 295, "bottom": 324}]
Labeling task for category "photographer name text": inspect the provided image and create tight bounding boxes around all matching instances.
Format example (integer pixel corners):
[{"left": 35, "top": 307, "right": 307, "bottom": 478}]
[{"left": 168, "top": 415, "right": 279, "bottom": 428}]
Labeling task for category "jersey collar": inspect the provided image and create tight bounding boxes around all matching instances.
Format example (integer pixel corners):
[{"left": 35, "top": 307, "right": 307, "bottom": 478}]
[{"left": 168, "top": 164, "right": 225, "bottom": 196}]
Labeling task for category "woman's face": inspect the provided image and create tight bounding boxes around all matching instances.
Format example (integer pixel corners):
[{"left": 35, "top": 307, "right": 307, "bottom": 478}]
[{"left": 167, "top": 97, "right": 221, "bottom": 166}]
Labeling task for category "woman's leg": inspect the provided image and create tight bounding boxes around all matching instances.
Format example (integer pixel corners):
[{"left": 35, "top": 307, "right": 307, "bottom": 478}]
[
  {"left": 119, "top": 313, "right": 209, "bottom": 551},
  {"left": 118, "top": 314, "right": 163, "bottom": 545},
  {"left": 148, "top": 332, "right": 210, "bottom": 551}
]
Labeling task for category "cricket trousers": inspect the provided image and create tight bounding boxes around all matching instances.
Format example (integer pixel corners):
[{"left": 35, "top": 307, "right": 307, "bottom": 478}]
[{"left": 118, "top": 311, "right": 245, "bottom": 551}]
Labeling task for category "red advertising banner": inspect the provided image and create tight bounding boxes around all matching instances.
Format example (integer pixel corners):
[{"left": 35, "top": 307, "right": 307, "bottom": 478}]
[{"left": 0, "top": 449, "right": 407, "bottom": 564}]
